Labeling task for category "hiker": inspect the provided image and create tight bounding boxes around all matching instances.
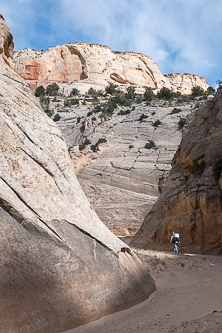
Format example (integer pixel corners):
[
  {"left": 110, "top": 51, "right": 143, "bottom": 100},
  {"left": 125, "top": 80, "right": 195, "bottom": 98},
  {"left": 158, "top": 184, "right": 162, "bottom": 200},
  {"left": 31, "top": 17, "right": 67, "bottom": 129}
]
[{"left": 170, "top": 231, "right": 180, "bottom": 254}]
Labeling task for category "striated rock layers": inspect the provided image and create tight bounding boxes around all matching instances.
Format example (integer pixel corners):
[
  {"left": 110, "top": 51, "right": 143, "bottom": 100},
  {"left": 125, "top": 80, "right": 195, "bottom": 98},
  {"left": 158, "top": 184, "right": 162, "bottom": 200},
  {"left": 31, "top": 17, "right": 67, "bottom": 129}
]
[
  {"left": 132, "top": 89, "right": 222, "bottom": 254},
  {"left": 0, "top": 14, "right": 155, "bottom": 333},
  {"left": 56, "top": 100, "right": 194, "bottom": 236},
  {"left": 14, "top": 42, "right": 208, "bottom": 94}
]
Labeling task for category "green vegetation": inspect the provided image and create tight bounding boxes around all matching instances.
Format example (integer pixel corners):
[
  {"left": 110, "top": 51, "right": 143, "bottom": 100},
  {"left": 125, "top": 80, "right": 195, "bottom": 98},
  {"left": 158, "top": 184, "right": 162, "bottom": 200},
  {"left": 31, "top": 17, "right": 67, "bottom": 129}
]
[
  {"left": 70, "top": 98, "right": 79, "bottom": 105},
  {"left": 44, "top": 107, "right": 54, "bottom": 118},
  {"left": 79, "top": 138, "right": 92, "bottom": 151},
  {"left": 125, "top": 86, "right": 136, "bottom": 100},
  {"left": 64, "top": 100, "right": 72, "bottom": 107},
  {"left": 35, "top": 85, "right": 45, "bottom": 97},
  {"left": 144, "top": 87, "right": 155, "bottom": 101},
  {"left": 70, "top": 88, "right": 79, "bottom": 96},
  {"left": 145, "top": 140, "right": 156, "bottom": 149},
  {"left": 105, "top": 82, "right": 117, "bottom": 95},
  {"left": 178, "top": 118, "right": 186, "bottom": 130},
  {"left": 46, "top": 83, "right": 60, "bottom": 96},
  {"left": 91, "top": 138, "right": 107, "bottom": 152},
  {"left": 153, "top": 119, "right": 162, "bottom": 127},
  {"left": 171, "top": 108, "right": 182, "bottom": 114},
  {"left": 77, "top": 117, "right": 81, "bottom": 123},
  {"left": 206, "top": 86, "right": 215, "bottom": 95},
  {"left": 191, "top": 86, "right": 205, "bottom": 97},
  {"left": 157, "top": 87, "right": 173, "bottom": 100},
  {"left": 138, "top": 113, "right": 148, "bottom": 122},
  {"left": 53, "top": 114, "right": 61, "bottom": 122},
  {"left": 118, "top": 109, "right": 131, "bottom": 115}
]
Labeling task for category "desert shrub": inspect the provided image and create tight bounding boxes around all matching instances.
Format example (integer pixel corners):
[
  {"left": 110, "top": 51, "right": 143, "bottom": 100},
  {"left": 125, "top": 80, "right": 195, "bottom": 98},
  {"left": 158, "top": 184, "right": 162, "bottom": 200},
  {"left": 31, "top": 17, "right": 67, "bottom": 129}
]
[
  {"left": 92, "top": 116, "right": 96, "bottom": 121},
  {"left": 153, "top": 119, "right": 162, "bottom": 127},
  {"left": 126, "top": 86, "right": 136, "bottom": 100},
  {"left": 71, "top": 98, "right": 79, "bottom": 105},
  {"left": 138, "top": 113, "right": 148, "bottom": 122},
  {"left": 87, "top": 88, "right": 104, "bottom": 96},
  {"left": 118, "top": 109, "right": 131, "bottom": 115},
  {"left": 77, "top": 117, "right": 81, "bottom": 123},
  {"left": 70, "top": 88, "right": 79, "bottom": 96},
  {"left": 145, "top": 140, "right": 156, "bottom": 149},
  {"left": 144, "top": 87, "right": 155, "bottom": 101},
  {"left": 129, "top": 145, "right": 134, "bottom": 149},
  {"left": 206, "top": 86, "right": 215, "bottom": 95},
  {"left": 171, "top": 108, "right": 182, "bottom": 114},
  {"left": 151, "top": 111, "right": 156, "bottom": 115},
  {"left": 46, "top": 83, "right": 59, "bottom": 96},
  {"left": 131, "top": 106, "right": 135, "bottom": 111},
  {"left": 87, "top": 111, "right": 93, "bottom": 117},
  {"left": 157, "top": 87, "right": 173, "bottom": 100},
  {"left": 53, "top": 114, "right": 61, "bottom": 122},
  {"left": 64, "top": 100, "right": 72, "bottom": 107},
  {"left": 135, "top": 95, "right": 143, "bottom": 103},
  {"left": 105, "top": 82, "right": 117, "bottom": 95},
  {"left": 44, "top": 107, "right": 54, "bottom": 118},
  {"left": 79, "top": 138, "right": 92, "bottom": 151},
  {"left": 178, "top": 118, "right": 186, "bottom": 130},
  {"left": 91, "top": 138, "right": 107, "bottom": 152},
  {"left": 40, "top": 96, "right": 50, "bottom": 104},
  {"left": 82, "top": 100, "right": 87, "bottom": 105},
  {"left": 124, "top": 98, "right": 132, "bottom": 107},
  {"left": 191, "top": 86, "right": 204, "bottom": 97},
  {"left": 93, "top": 104, "right": 102, "bottom": 113},
  {"left": 35, "top": 85, "right": 45, "bottom": 97}
]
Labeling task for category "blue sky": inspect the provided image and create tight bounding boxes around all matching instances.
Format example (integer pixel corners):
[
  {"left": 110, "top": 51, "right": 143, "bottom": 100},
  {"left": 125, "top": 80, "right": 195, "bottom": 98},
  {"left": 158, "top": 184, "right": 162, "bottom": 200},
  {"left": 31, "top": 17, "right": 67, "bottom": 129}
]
[{"left": 1, "top": 0, "right": 221, "bottom": 87}]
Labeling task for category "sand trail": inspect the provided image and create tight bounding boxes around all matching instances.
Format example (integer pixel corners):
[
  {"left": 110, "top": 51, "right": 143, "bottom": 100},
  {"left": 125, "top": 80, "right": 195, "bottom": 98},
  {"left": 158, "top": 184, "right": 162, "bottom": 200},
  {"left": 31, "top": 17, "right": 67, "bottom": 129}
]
[{"left": 63, "top": 249, "right": 222, "bottom": 333}]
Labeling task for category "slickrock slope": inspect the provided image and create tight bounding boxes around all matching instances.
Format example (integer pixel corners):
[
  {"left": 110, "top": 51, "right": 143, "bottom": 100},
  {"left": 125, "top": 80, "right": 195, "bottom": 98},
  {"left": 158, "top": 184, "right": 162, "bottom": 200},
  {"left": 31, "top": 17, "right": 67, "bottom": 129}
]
[
  {"left": 13, "top": 43, "right": 208, "bottom": 94},
  {"left": 54, "top": 99, "right": 197, "bottom": 236},
  {"left": 132, "top": 88, "right": 222, "bottom": 254},
  {"left": 0, "top": 14, "right": 155, "bottom": 333}
]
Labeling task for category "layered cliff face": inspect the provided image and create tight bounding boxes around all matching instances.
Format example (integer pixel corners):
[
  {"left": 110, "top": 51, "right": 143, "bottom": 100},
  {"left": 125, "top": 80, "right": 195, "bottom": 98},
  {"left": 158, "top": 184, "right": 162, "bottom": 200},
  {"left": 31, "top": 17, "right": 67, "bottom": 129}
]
[
  {"left": 131, "top": 88, "right": 222, "bottom": 254},
  {"left": 54, "top": 98, "right": 195, "bottom": 236},
  {"left": 14, "top": 42, "right": 208, "bottom": 95},
  {"left": 0, "top": 14, "right": 155, "bottom": 333}
]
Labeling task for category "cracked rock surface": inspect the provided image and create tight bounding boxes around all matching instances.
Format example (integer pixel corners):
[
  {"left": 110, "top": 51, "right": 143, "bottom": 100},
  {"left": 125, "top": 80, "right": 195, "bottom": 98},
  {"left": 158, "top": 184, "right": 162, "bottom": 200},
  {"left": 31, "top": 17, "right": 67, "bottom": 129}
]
[
  {"left": 132, "top": 89, "right": 222, "bottom": 254},
  {"left": 53, "top": 99, "right": 196, "bottom": 236},
  {"left": 0, "top": 14, "right": 155, "bottom": 333}
]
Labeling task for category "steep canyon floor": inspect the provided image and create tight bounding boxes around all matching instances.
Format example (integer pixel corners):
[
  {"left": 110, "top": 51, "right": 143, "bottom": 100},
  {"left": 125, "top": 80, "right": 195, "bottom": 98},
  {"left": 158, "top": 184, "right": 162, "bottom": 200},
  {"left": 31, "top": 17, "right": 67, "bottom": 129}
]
[{"left": 63, "top": 247, "right": 222, "bottom": 333}]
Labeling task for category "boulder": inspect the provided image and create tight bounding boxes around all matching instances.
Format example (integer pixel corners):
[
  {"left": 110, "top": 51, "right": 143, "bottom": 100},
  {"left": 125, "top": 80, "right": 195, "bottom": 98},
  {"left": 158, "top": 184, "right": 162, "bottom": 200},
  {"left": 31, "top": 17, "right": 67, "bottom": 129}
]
[
  {"left": 131, "top": 89, "right": 222, "bottom": 254},
  {"left": 0, "top": 13, "right": 155, "bottom": 333}
]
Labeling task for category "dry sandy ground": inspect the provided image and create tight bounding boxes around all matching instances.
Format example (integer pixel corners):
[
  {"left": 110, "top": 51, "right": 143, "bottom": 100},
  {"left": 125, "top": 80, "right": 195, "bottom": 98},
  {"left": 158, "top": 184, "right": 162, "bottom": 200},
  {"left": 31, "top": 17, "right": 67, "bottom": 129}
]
[{"left": 62, "top": 247, "right": 222, "bottom": 333}]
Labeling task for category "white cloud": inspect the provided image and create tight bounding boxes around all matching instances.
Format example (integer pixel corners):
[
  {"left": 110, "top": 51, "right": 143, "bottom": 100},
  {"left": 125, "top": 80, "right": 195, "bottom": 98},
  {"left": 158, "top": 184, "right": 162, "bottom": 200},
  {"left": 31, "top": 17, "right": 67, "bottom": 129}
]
[{"left": 1, "top": 0, "right": 222, "bottom": 85}]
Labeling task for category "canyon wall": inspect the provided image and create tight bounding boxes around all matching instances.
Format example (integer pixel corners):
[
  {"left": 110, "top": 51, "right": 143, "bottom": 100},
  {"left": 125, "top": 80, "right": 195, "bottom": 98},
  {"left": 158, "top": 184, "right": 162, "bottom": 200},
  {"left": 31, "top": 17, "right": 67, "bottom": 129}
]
[
  {"left": 0, "top": 13, "right": 155, "bottom": 333},
  {"left": 132, "top": 89, "right": 222, "bottom": 254},
  {"left": 14, "top": 42, "right": 208, "bottom": 95}
]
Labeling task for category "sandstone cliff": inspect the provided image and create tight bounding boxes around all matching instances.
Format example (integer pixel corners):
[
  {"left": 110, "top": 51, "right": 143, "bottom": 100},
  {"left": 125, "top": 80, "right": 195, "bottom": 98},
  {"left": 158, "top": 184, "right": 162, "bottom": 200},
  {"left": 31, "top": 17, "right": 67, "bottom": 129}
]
[
  {"left": 53, "top": 98, "right": 196, "bottom": 236},
  {"left": 131, "top": 89, "right": 222, "bottom": 254},
  {"left": 14, "top": 42, "right": 208, "bottom": 95},
  {"left": 0, "top": 14, "right": 155, "bottom": 333}
]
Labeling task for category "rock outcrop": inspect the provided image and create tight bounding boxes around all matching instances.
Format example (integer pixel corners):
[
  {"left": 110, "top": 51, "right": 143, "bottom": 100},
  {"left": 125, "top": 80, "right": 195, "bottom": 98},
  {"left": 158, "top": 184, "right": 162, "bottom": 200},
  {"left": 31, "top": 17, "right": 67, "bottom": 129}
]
[
  {"left": 165, "top": 73, "right": 209, "bottom": 95},
  {"left": 14, "top": 42, "right": 208, "bottom": 95},
  {"left": 131, "top": 89, "right": 222, "bottom": 254},
  {"left": 55, "top": 99, "right": 195, "bottom": 236},
  {"left": 0, "top": 13, "right": 155, "bottom": 333}
]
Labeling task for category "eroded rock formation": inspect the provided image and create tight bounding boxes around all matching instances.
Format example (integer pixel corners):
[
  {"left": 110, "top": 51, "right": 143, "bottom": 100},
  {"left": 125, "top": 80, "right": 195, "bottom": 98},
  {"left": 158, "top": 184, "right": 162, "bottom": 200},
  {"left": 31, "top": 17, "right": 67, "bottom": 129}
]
[
  {"left": 55, "top": 99, "right": 195, "bottom": 236},
  {"left": 14, "top": 42, "right": 208, "bottom": 95},
  {"left": 0, "top": 13, "right": 155, "bottom": 333},
  {"left": 132, "top": 89, "right": 222, "bottom": 254}
]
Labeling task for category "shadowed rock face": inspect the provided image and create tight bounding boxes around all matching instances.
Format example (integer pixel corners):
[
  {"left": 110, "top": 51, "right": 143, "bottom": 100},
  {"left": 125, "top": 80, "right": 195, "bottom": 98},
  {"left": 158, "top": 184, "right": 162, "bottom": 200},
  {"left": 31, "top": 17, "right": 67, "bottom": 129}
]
[
  {"left": 132, "top": 89, "right": 222, "bottom": 254},
  {"left": 0, "top": 14, "right": 155, "bottom": 333}
]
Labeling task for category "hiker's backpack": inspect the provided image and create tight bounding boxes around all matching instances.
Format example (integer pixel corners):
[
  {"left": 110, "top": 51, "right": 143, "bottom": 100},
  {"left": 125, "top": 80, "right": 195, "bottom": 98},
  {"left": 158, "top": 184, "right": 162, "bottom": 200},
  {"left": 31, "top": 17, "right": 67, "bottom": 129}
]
[{"left": 173, "top": 233, "right": 180, "bottom": 244}]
